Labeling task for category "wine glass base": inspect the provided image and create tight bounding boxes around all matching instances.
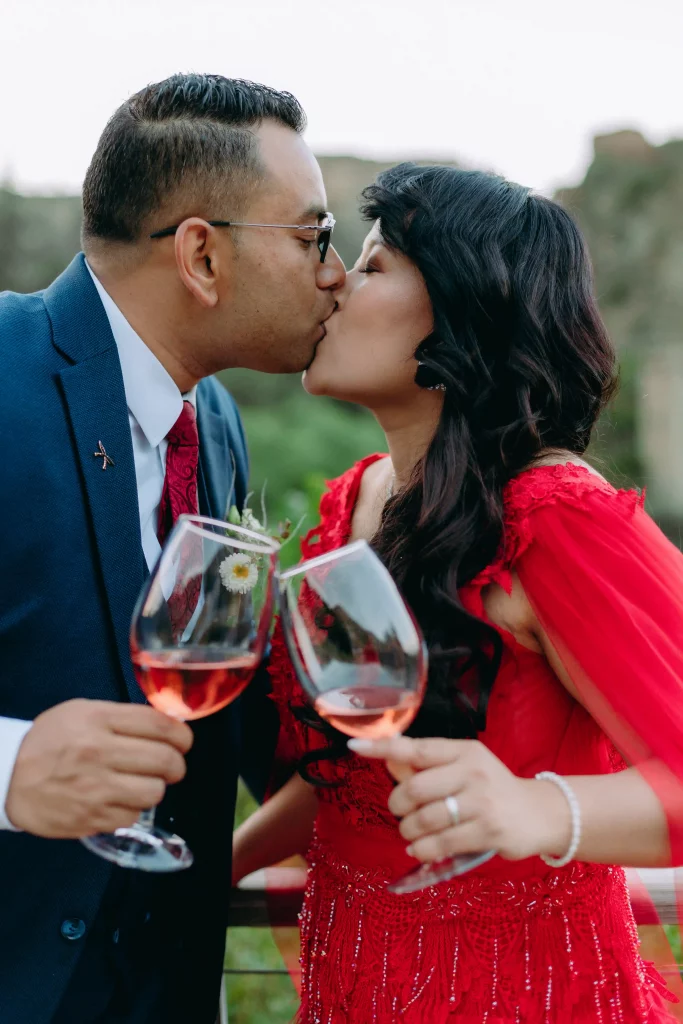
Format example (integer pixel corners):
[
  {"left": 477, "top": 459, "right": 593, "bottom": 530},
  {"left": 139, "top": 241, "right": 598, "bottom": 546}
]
[
  {"left": 387, "top": 849, "right": 496, "bottom": 894},
  {"left": 81, "top": 826, "right": 194, "bottom": 873}
]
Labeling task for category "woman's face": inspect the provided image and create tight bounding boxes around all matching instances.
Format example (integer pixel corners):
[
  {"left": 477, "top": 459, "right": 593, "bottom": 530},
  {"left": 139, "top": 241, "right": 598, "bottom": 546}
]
[{"left": 302, "top": 222, "right": 434, "bottom": 407}]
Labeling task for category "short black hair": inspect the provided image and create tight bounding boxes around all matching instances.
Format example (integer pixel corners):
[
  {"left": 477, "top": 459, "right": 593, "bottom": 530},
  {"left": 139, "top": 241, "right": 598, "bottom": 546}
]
[{"left": 82, "top": 73, "right": 306, "bottom": 244}]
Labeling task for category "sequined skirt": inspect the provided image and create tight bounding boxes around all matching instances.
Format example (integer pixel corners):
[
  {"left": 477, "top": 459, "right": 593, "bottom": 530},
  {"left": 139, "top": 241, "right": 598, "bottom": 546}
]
[{"left": 296, "top": 809, "right": 676, "bottom": 1024}]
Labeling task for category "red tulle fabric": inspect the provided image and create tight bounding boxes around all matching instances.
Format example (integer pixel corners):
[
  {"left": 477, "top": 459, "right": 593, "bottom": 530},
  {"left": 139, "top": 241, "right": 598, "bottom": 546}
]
[{"left": 268, "top": 455, "right": 683, "bottom": 1023}]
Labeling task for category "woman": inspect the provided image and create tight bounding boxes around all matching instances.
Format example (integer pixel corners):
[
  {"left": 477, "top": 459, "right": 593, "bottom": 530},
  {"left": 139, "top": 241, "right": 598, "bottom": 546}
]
[{"left": 233, "top": 163, "right": 683, "bottom": 1022}]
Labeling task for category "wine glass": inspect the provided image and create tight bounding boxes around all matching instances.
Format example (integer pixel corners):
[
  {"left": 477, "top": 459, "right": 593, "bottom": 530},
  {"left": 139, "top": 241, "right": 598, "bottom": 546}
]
[
  {"left": 278, "top": 539, "right": 495, "bottom": 894},
  {"left": 81, "top": 514, "right": 279, "bottom": 872}
]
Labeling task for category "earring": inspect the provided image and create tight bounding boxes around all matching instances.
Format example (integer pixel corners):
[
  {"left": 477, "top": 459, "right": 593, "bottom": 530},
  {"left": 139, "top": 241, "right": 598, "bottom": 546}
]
[{"left": 415, "top": 361, "right": 447, "bottom": 392}]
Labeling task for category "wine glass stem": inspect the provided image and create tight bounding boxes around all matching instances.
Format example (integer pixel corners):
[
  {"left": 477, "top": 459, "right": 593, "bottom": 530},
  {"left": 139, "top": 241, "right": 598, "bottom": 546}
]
[{"left": 136, "top": 808, "right": 156, "bottom": 832}]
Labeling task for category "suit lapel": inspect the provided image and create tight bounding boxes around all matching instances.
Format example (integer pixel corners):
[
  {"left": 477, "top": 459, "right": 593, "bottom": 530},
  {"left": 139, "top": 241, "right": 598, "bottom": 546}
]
[
  {"left": 197, "top": 403, "right": 236, "bottom": 521},
  {"left": 46, "top": 256, "right": 146, "bottom": 703}
]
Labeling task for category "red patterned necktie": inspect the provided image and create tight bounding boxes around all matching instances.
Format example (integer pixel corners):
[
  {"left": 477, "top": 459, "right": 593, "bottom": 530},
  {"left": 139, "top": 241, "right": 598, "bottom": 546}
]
[
  {"left": 157, "top": 400, "right": 200, "bottom": 544},
  {"left": 157, "top": 400, "right": 200, "bottom": 636}
]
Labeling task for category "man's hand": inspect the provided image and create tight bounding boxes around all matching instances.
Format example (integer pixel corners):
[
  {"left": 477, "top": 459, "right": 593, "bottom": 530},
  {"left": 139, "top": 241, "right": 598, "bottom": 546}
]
[{"left": 5, "top": 699, "right": 193, "bottom": 838}]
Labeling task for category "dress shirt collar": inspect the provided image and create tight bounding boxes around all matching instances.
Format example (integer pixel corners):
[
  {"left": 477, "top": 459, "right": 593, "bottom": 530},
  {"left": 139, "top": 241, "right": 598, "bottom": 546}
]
[{"left": 85, "top": 260, "right": 197, "bottom": 448}]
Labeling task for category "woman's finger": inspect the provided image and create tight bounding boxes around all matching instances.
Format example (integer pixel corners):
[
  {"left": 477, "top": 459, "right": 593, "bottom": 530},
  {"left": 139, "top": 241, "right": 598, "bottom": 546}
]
[
  {"left": 386, "top": 759, "right": 416, "bottom": 785},
  {"left": 388, "top": 762, "right": 467, "bottom": 818},
  {"left": 405, "top": 820, "right": 487, "bottom": 864},
  {"left": 348, "top": 735, "right": 468, "bottom": 769},
  {"left": 398, "top": 793, "right": 476, "bottom": 843}
]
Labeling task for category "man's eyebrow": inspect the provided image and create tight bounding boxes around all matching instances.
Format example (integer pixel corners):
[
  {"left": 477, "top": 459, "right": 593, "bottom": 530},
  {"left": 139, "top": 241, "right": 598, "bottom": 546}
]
[{"left": 298, "top": 205, "right": 328, "bottom": 223}]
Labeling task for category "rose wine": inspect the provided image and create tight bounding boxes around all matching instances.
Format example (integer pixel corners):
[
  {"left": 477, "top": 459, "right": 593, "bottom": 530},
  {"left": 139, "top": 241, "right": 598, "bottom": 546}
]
[
  {"left": 315, "top": 675, "right": 420, "bottom": 739},
  {"left": 132, "top": 648, "right": 259, "bottom": 721}
]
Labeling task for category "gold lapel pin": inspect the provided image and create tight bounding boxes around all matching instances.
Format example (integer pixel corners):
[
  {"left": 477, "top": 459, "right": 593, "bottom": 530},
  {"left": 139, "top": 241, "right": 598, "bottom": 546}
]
[{"left": 93, "top": 440, "right": 115, "bottom": 470}]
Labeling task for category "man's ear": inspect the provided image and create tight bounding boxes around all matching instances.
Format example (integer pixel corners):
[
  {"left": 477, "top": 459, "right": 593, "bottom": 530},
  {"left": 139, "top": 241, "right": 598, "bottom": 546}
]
[{"left": 174, "top": 218, "right": 229, "bottom": 308}]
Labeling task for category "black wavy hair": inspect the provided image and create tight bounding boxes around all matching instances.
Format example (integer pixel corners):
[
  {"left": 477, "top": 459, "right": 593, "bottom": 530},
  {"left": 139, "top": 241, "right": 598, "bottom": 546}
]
[{"left": 296, "top": 163, "right": 618, "bottom": 777}]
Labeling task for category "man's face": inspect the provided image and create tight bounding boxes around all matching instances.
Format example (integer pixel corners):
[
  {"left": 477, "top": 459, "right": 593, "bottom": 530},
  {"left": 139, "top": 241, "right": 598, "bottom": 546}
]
[{"left": 219, "top": 121, "right": 346, "bottom": 374}]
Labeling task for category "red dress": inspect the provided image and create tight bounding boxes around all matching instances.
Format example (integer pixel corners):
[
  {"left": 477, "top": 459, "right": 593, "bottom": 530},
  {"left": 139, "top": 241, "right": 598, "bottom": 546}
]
[{"left": 268, "top": 456, "right": 682, "bottom": 1023}]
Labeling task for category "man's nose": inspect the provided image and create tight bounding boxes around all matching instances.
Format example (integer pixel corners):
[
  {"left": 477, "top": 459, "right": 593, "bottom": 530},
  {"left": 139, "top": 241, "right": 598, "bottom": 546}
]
[{"left": 316, "top": 245, "right": 346, "bottom": 291}]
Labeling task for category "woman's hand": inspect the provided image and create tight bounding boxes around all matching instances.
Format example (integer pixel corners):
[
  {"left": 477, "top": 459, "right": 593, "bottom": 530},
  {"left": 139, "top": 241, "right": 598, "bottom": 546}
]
[{"left": 348, "top": 736, "right": 571, "bottom": 863}]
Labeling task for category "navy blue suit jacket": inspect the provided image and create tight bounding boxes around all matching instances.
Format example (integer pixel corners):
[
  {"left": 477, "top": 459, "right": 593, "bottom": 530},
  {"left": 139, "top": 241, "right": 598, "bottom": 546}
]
[{"left": 0, "top": 255, "right": 274, "bottom": 1022}]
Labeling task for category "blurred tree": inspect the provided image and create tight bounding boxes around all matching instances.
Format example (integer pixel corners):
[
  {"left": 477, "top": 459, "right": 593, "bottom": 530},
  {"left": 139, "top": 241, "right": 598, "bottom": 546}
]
[
  {"left": 0, "top": 187, "right": 81, "bottom": 293},
  {"left": 559, "top": 131, "right": 683, "bottom": 529},
  {"left": 0, "top": 186, "right": 21, "bottom": 290}
]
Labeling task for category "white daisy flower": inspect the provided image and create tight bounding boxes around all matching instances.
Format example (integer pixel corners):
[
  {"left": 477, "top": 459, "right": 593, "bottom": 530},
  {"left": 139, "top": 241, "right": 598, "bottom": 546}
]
[{"left": 219, "top": 553, "right": 259, "bottom": 594}]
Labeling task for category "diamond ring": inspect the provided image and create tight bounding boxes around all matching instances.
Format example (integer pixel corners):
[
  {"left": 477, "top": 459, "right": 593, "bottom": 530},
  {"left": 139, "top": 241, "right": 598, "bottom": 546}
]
[{"left": 444, "top": 794, "right": 460, "bottom": 827}]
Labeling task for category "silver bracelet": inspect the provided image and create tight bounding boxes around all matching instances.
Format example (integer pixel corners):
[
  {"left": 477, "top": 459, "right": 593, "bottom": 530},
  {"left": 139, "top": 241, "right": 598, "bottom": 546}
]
[{"left": 534, "top": 771, "right": 582, "bottom": 868}]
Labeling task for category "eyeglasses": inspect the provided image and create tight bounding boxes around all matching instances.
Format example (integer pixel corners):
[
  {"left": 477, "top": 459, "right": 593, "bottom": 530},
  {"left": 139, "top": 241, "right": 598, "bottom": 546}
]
[{"left": 150, "top": 213, "right": 336, "bottom": 263}]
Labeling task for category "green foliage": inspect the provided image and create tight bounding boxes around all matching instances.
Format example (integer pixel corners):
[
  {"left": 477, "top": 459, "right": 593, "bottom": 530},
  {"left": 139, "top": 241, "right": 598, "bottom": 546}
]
[
  {"left": 589, "top": 350, "right": 645, "bottom": 490},
  {"left": 223, "top": 936, "right": 299, "bottom": 1024},
  {"left": 223, "top": 784, "right": 299, "bottom": 1023},
  {"left": 666, "top": 925, "right": 683, "bottom": 965}
]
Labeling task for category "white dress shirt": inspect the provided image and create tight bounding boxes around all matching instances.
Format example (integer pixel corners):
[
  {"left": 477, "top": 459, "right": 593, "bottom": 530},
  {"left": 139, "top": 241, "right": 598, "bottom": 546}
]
[{"left": 0, "top": 264, "right": 196, "bottom": 829}]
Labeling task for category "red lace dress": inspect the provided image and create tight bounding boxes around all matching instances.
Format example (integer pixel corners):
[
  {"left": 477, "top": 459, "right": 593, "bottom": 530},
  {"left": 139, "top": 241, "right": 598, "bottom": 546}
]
[{"left": 268, "top": 456, "right": 682, "bottom": 1024}]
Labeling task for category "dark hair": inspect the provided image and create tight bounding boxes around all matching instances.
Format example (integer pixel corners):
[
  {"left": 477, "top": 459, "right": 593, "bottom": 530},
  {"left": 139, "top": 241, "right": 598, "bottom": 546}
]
[
  {"left": 297, "top": 163, "right": 617, "bottom": 776},
  {"left": 82, "top": 73, "right": 306, "bottom": 243}
]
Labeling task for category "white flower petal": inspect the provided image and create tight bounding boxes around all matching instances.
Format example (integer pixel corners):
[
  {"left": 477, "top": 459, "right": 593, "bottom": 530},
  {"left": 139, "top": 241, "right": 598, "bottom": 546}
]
[{"left": 218, "top": 553, "right": 259, "bottom": 594}]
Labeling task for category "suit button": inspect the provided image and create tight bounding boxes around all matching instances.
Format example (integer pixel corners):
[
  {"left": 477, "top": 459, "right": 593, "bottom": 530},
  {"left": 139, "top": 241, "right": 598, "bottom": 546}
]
[{"left": 61, "top": 918, "right": 87, "bottom": 941}]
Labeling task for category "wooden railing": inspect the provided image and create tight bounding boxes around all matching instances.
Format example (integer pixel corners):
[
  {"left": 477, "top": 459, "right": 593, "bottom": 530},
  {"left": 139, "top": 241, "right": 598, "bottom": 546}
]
[{"left": 229, "top": 865, "right": 308, "bottom": 929}]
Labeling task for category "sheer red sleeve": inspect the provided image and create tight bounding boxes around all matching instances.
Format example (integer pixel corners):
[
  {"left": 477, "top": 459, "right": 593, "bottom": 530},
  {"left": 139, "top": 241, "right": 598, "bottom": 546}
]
[{"left": 514, "top": 477, "right": 683, "bottom": 863}]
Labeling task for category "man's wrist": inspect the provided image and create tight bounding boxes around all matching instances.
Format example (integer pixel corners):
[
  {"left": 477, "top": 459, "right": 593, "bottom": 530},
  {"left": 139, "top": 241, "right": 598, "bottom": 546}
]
[{"left": 0, "top": 718, "right": 33, "bottom": 830}]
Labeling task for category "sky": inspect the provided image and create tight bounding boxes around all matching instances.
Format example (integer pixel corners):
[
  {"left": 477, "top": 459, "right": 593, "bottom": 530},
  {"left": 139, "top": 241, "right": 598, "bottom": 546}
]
[{"left": 1, "top": 0, "right": 682, "bottom": 197}]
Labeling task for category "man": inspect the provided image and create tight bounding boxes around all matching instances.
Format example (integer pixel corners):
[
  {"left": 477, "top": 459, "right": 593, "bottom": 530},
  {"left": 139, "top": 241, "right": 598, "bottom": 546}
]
[{"left": 0, "top": 73, "right": 344, "bottom": 1023}]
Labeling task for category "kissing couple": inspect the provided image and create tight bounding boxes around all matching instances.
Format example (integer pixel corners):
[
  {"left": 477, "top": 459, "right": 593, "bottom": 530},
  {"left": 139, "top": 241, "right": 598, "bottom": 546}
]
[{"left": 2, "top": 73, "right": 683, "bottom": 1024}]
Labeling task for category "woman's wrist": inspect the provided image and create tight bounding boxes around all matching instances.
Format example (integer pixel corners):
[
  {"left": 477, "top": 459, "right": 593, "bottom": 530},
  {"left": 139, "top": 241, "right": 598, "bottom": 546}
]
[{"left": 524, "top": 777, "right": 574, "bottom": 860}]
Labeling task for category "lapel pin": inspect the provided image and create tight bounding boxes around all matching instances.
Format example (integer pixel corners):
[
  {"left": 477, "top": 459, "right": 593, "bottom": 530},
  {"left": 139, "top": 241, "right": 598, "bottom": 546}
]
[{"left": 93, "top": 440, "right": 115, "bottom": 470}]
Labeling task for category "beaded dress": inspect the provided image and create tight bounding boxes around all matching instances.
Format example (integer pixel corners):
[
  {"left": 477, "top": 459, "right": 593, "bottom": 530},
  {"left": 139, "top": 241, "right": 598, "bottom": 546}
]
[{"left": 268, "top": 456, "right": 681, "bottom": 1023}]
